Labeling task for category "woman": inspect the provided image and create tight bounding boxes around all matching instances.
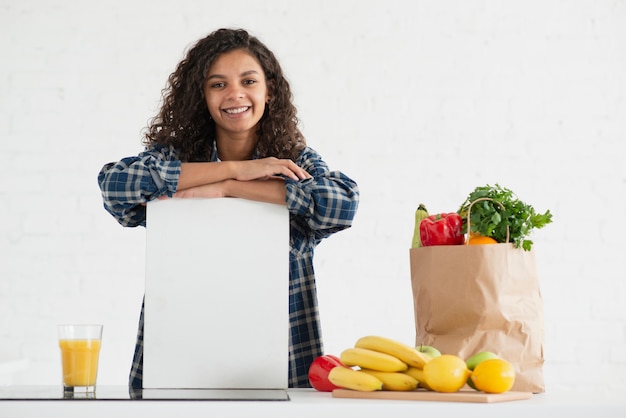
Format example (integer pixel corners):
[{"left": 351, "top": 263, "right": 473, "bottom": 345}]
[{"left": 97, "top": 28, "right": 359, "bottom": 388}]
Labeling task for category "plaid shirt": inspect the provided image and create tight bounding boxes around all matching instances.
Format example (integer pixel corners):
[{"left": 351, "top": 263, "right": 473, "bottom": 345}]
[{"left": 98, "top": 144, "right": 359, "bottom": 388}]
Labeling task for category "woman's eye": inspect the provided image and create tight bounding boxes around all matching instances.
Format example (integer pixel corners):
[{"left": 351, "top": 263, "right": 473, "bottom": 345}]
[
  {"left": 210, "top": 82, "right": 225, "bottom": 88},
  {"left": 243, "top": 79, "right": 256, "bottom": 85}
]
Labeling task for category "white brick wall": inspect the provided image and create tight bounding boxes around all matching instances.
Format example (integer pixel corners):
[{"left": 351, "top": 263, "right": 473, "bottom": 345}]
[{"left": 1, "top": 0, "right": 625, "bottom": 390}]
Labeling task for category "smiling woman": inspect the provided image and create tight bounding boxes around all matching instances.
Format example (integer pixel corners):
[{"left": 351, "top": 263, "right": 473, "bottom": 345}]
[{"left": 96, "top": 28, "right": 360, "bottom": 390}]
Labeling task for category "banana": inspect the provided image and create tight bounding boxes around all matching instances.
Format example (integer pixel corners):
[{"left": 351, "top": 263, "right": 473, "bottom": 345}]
[
  {"left": 328, "top": 367, "right": 383, "bottom": 392},
  {"left": 405, "top": 366, "right": 433, "bottom": 390},
  {"left": 354, "top": 335, "right": 431, "bottom": 369},
  {"left": 360, "top": 369, "right": 418, "bottom": 391},
  {"left": 340, "top": 347, "right": 408, "bottom": 372},
  {"left": 411, "top": 204, "right": 429, "bottom": 248}
]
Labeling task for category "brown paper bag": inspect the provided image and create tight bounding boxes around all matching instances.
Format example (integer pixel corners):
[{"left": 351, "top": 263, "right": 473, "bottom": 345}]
[{"left": 409, "top": 243, "right": 545, "bottom": 393}]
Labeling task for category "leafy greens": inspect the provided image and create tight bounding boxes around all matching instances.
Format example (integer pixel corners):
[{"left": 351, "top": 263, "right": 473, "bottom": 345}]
[{"left": 457, "top": 184, "right": 553, "bottom": 251}]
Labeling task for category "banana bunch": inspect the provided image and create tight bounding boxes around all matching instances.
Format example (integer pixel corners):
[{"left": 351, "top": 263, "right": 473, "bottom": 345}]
[{"left": 328, "top": 335, "right": 433, "bottom": 392}]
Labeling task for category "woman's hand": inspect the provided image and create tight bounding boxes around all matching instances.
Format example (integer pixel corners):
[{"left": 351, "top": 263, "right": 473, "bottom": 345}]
[{"left": 232, "top": 158, "right": 312, "bottom": 182}]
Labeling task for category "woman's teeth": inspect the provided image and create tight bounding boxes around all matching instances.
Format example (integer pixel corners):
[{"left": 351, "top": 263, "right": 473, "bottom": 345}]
[{"left": 224, "top": 107, "right": 249, "bottom": 114}]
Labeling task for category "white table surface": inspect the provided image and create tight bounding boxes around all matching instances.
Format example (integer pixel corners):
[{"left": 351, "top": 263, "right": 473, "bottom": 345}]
[{"left": 0, "top": 387, "right": 624, "bottom": 418}]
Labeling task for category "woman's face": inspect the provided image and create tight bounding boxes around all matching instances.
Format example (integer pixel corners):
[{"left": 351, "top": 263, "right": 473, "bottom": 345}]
[{"left": 203, "top": 49, "right": 269, "bottom": 142}]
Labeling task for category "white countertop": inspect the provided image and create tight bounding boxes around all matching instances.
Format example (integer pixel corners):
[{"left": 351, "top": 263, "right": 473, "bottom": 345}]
[{"left": 1, "top": 387, "right": 624, "bottom": 418}]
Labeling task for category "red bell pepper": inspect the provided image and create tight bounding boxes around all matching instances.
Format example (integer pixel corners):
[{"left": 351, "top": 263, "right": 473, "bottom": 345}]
[
  {"left": 308, "top": 354, "right": 345, "bottom": 392},
  {"left": 419, "top": 213, "right": 465, "bottom": 246}
]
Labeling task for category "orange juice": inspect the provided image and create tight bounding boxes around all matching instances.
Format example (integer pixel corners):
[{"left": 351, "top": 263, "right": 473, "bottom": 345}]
[{"left": 59, "top": 339, "right": 101, "bottom": 387}]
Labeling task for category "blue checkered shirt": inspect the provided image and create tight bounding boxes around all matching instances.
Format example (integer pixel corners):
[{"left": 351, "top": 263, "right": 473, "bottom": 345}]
[{"left": 97, "top": 144, "right": 359, "bottom": 388}]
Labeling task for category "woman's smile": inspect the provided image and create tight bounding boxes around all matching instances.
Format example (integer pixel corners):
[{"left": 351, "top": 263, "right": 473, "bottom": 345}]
[{"left": 223, "top": 106, "right": 251, "bottom": 115}]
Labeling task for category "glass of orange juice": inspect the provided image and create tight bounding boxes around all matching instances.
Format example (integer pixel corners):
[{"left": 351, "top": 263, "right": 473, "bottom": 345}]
[{"left": 57, "top": 324, "right": 103, "bottom": 394}]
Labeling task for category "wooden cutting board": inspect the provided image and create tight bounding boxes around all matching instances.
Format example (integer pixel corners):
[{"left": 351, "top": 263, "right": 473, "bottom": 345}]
[{"left": 332, "top": 388, "right": 532, "bottom": 403}]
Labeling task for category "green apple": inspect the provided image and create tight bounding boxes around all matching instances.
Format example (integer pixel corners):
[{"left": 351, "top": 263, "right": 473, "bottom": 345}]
[
  {"left": 415, "top": 344, "right": 442, "bottom": 359},
  {"left": 465, "top": 351, "right": 499, "bottom": 371}
]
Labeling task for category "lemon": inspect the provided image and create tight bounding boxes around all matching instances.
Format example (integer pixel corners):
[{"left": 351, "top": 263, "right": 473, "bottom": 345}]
[
  {"left": 470, "top": 358, "right": 516, "bottom": 394},
  {"left": 423, "top": 354, "right": 470, "bottom": 393}
]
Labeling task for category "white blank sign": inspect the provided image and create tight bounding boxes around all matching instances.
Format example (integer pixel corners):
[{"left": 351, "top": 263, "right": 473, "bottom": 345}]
[{"left": 143, "top": 198, "right": 289, "bottom": 389}]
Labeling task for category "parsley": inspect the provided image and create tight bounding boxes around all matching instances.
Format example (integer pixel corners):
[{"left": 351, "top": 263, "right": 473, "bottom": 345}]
[{"left": 457, "top": 184, "right": 553, "bottom": 251}]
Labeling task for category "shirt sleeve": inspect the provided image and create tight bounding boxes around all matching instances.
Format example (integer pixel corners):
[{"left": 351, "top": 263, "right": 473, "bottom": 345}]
[
  {"left": 285, "top": 147, "right": 360, "bottom": 242},
  {"left": 97, "top": 145, "right": 182, "bottom": 227}
]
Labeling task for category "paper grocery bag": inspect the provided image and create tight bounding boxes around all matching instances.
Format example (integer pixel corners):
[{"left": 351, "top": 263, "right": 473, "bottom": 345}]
[{"left": 410, "top": 243, "right": 545, "bottom": 393}]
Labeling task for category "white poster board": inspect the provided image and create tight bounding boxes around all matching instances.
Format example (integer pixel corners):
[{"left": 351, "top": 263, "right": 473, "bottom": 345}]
[{"left": 143, "top": 198, "right": 289, "bottom": 389}]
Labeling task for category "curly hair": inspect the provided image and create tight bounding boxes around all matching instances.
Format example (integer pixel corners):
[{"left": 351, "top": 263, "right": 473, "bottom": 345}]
[{"left": 143, "top": 28, "right": 306, "bottom": 162}]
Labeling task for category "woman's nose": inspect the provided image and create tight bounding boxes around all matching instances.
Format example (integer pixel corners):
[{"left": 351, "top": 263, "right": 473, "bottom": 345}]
[{"left": 225, "top": 84, "right": 245, "bottom": 100}]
